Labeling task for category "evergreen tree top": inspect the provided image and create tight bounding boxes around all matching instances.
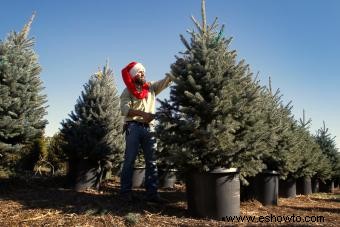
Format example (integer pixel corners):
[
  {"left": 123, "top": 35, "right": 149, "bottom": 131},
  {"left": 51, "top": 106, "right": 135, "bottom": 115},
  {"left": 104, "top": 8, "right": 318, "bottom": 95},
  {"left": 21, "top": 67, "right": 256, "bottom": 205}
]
[
  {"left": 20, "top": 12, "right": 36, "bottom": 39},
  {"left": 298, "top": 109, "right": 312, "bottom": 129}
]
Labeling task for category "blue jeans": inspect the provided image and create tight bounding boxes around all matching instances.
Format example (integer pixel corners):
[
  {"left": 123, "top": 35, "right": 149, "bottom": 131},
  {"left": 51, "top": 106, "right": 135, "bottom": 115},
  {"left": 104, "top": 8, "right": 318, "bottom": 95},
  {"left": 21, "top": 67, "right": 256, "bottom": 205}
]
[{"left": 120, "top": 122, "right": 158, "bottom": 197}]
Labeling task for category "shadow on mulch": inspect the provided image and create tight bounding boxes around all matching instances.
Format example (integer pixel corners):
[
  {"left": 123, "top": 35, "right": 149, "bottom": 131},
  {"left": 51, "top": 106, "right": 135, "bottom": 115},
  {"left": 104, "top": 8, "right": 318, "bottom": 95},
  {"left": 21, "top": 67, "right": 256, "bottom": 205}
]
[
  {"left": 0, "top": 175, "right": 188, "bottom": 218},
  {"left": 280, "top": 205, "right": 340, "bottom": 214},
  {"left": 310, "top": 197, "right": 340, "bottom": 203}
]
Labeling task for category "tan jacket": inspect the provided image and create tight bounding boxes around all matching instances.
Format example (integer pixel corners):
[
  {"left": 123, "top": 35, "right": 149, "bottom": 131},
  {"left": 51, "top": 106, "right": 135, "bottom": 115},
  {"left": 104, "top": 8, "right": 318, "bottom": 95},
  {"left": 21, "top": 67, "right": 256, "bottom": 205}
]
[{"left": 120, "top": 74, "right": 172, "bottom": 124}]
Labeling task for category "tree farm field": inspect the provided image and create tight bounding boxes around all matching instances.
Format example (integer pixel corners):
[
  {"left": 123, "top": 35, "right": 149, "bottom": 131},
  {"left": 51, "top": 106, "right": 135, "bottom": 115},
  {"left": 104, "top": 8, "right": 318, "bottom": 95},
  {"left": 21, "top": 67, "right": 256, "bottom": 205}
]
[{"left": 0, "top": 175, "right": 339, "bottom": 226}]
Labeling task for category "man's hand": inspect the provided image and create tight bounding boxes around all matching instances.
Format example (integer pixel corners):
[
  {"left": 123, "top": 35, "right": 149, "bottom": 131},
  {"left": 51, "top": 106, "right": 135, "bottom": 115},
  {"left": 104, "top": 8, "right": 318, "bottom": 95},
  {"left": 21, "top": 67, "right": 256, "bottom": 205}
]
[
  {"left": 142, "top": 112, "right": 155, "bottom": 123},
  {"left": 127, "top": 109, "right": 155, "bottom": 123}
]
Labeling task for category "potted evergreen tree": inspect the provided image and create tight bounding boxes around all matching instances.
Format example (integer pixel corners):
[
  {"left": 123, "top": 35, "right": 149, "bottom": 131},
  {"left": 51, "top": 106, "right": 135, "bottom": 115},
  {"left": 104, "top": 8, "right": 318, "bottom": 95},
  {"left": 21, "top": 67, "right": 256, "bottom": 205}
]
[
  {"left": 314, "top": 122, "right": 339, "bottom": 193},
  {"left": 157, "top": 0, "right": 271, "bottom": 219},
  {"left": 0, "top": 13, "right": 48, "bottom": 173},
  {"left": 276, "top": 120, "right": 301, "bottom": 199},
  {"left": 294, "top": 134, "right": 327, "bottom": 196},
  {"left": 311, "top": 153, "right": 332, "bottom": 193},
  {"left": 241, "top": 79, "right": 282, "bottom": 205},
  {"left": 293, "top": 111, "right": 319, "bottom": 196},
  {"left": 60, "top": 64, "right": 124, "bottom": 191},
  {"left": 258, "top": 95, "right": 303, "bottom": 199},
  {"left": 311, "top": 152, "right": 332, "bottom": 193}
]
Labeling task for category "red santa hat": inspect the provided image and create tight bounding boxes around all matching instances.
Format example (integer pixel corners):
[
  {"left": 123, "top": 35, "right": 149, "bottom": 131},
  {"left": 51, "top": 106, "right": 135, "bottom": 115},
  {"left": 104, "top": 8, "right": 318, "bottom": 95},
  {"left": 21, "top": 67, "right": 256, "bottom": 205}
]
[
  {"left": 129, "top": 62, "right": 145, "bottom": 78},
  {"left": 121, "top": 61, "right": 149, "bottom": 99}
]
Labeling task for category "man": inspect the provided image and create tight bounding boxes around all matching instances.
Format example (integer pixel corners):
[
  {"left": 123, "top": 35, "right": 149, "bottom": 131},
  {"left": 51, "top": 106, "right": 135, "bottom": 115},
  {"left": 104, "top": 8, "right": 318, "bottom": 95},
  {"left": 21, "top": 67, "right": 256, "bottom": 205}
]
[{"left": 120, "top": 61, "right": 172, "bottom": 203}]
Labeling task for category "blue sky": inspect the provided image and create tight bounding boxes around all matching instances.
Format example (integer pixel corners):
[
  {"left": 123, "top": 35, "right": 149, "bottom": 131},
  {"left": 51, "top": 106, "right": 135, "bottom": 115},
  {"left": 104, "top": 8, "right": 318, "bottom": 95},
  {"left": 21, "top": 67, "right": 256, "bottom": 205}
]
[{"left": 1, "top": 0, "right": 339, "bottom": 148}]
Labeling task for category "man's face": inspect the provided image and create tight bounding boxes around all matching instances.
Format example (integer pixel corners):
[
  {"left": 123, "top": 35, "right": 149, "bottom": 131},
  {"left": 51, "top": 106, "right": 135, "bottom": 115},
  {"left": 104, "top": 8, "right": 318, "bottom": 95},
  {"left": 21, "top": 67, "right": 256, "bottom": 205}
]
[{"left": 134, "top": 70, "right": 146, "bottom": 86}]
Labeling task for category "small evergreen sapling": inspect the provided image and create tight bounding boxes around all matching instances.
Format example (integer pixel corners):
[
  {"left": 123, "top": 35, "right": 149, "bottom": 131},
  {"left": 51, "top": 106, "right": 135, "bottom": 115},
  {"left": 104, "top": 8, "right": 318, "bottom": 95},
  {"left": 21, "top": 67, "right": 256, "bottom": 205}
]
[
  {"left": 315, "top": 122, "right": 339, "bottom": 180},
  {"left": 61, "top": 64, "right": 124, "bottom": 187}
]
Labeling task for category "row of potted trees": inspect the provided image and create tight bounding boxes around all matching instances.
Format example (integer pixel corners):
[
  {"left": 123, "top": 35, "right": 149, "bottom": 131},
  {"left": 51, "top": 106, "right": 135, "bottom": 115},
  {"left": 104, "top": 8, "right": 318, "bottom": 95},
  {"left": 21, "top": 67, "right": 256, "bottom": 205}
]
[
  {"left": 154, "top": 0, "right": 339, "bottom": 220},
  {"left": 2, "top": 2, "right": 338, "bottom": 222},
  {"left": 130, "top": 152, "right": 178, "bottom": 189},
  {"left": 56, "top": 0, "right": 339, "bottom": 221}
]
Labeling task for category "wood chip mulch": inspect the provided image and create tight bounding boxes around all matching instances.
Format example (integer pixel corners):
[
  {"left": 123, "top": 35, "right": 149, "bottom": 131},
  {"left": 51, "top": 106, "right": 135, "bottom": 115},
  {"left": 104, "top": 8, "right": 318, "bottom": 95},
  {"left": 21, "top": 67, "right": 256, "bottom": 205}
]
[{"left": 0, "top": 175, "right": 339, "bottom": 226}]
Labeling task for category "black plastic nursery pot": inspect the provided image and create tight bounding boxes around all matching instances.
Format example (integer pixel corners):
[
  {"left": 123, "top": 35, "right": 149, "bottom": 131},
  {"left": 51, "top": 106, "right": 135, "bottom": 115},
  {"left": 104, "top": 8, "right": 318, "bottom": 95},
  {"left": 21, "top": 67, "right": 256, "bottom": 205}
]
[
  {"left": 159, "top": 169, "right": 177, "bottom": 189},
  {"left": 279, "top": 177, "right": 296, "bottom": 198},
  {"left": 312, "top": 177, "right": 319, "bottom": 193},
  {"left": 329, "top": 180, "right": 335, "bottom": 193},
  {"left": 335, "top": 179, "right": 340, "bottom": 189},
  {"left": 296, "top": 177, "right": 312, "bottom": 195},
  {"left": 132, "top": 167, "right": 145, "bottom": 188},
  {"left": 74, "top": 159, "right": 101, "bottom": 192},
  {"left": 319, "top": 179, "right": 334, "bottom": 193},
  {"left": 186, "top": 168, "right": 240, "bottom": 220},
  {"left": 255, "top": 170, "right": 279, "bottom": 206}
]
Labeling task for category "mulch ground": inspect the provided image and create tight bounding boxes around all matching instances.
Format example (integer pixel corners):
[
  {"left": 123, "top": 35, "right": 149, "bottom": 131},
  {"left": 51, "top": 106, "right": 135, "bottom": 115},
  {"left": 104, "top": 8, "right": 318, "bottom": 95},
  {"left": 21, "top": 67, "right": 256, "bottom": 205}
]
[{"left": 0, "top": 175, "right": 339, "bottom": 226}]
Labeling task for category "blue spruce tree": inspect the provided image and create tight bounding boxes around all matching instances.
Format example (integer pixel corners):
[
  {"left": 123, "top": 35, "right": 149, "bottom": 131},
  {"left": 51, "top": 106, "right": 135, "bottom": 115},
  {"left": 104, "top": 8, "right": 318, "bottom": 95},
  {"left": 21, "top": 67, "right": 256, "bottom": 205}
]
[
  {"left": 61, "top": 63, "right": 124, "bottom": 189},
  {"left": 0, "top": 14, "right": 48, "bottom": 172},
  {"left": 157, "top": 0, "right": 271, "bottom": 183}
]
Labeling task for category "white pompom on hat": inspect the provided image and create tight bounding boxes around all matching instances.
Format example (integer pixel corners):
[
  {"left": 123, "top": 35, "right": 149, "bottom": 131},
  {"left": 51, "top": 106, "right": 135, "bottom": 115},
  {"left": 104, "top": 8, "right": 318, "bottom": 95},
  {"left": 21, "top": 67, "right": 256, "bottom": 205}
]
[{"left": 129, "top": 62, "right": 145, "bottom": 77}]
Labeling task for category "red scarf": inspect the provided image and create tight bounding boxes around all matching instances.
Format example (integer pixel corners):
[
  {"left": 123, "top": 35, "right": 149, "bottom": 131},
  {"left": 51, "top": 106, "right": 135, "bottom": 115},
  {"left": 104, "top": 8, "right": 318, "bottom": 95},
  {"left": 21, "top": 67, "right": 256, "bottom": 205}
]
[{"left": 121, "top": 62, "right": 149, "bottom": 99}]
